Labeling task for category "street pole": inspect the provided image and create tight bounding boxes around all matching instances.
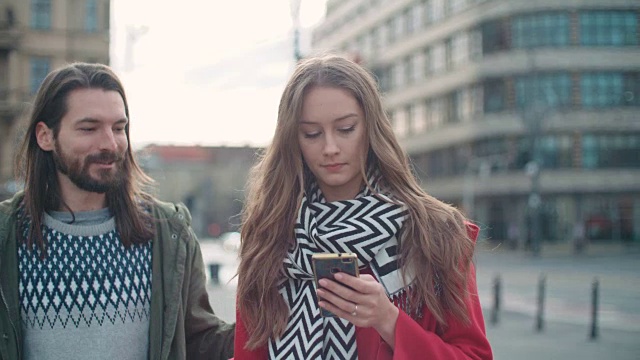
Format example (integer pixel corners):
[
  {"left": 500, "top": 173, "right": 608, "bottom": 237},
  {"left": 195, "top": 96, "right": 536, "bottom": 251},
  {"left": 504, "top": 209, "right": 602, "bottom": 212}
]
[
  {"left": 523, "top": 50, "right": 545, "bottom": 256},
  {"left": 290, "top": 0, "right": 302, "bottom": 62},
  {"left": 526, "top": 122, "right": 542, "bottom": 257}
]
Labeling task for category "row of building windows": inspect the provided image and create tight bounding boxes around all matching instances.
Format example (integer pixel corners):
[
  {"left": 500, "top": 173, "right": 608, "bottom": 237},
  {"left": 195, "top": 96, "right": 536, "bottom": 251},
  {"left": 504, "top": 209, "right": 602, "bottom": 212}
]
[
  {"left": 317, "top": 8, "right": 638, "bottom": 70},
  {"left": 485, "top": 10, "right": 638, "bottom": 52},
  {"left": 317, "top": 0, "right": 487, "bottom": 44},
  {"left": 388, "top": 72, "right": 639, "bottom": 137},
  {"left": 30, "top": 0, "right": 101, "bottom": 32},
  {"left": 28, "top": 55, "right": 107, "bottom": 94},
  {"left": 487, "top": 72, "right": 639, "bottom": 113},
  {"left": 410, "top": 134, "right": 640, "bottom": 179},
  {"left": 512, "top": 13, "right": 571, "bottom": 48},
  {"left": 373, "top": 13, "right": 638, "bottom": 94},
  {"left": 374, "top": 31, "right": 482, "bottom": 92}
]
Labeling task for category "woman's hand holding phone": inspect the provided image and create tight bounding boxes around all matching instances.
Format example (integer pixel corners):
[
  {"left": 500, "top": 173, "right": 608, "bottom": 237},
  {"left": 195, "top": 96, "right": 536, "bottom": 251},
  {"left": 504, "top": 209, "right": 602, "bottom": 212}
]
[{"left": 312, "top": 254, "right": 400, "bottom": 349}]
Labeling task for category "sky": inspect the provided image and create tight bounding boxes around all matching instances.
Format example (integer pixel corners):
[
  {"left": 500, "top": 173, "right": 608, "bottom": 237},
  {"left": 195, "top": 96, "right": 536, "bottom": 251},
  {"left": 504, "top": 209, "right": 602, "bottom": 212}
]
[{"left": 110, "top": 0, "right": 328, "bottom": 148}]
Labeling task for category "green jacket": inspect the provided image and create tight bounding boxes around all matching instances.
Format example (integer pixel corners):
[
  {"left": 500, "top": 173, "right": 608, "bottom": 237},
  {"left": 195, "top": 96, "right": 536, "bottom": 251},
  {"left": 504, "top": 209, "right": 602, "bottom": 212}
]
[{"left": 0, "top": 193, "right": 234, "bottom": 360}]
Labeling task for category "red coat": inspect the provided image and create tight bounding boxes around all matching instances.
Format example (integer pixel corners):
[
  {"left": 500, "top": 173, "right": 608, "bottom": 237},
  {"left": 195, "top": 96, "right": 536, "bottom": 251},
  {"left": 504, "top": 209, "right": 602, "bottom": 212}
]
[{"left": 233, "top": 225, "right": 493, "bottom": 359}]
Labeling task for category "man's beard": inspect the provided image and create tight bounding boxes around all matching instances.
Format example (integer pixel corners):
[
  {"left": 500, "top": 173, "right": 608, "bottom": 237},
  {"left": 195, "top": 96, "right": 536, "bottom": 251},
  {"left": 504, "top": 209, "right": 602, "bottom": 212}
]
[{"left": 52, "top": 143, "right": 126, "bottom": 194}]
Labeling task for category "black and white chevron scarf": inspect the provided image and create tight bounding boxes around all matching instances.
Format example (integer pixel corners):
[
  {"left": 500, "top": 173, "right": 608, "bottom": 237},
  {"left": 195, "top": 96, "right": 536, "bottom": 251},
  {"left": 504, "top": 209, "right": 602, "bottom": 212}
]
[{"left": 268, "top": 175, "right": 409, "bottom": 359}]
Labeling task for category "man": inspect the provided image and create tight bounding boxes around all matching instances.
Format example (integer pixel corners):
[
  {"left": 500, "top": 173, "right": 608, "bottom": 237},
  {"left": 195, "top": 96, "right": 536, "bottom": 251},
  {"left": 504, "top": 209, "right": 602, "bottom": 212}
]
[{"left": 0, "top": 63, "right": 234, "bottom": 360}]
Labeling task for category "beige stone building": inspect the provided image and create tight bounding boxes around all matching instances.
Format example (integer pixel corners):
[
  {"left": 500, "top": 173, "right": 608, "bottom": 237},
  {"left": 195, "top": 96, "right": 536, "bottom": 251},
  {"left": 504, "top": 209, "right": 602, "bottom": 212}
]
[
  {"left": 0, "top": 0, "right": 110, "bottom": 199},
  {"left": 312, "top": 0, "right": 640, "bottom": 246}
]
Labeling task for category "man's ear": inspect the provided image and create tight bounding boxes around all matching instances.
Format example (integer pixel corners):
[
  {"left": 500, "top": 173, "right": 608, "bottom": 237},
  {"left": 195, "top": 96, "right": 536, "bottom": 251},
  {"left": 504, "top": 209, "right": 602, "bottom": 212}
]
[{"left": 35, "top": 122, "right": 54, "bottom": 151}]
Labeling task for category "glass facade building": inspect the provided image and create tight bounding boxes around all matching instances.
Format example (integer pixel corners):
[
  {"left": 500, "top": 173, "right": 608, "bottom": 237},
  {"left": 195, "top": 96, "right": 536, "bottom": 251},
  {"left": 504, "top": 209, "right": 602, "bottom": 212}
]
[{"left": 312, "top": 0, "right": 640, "bottom": 245}]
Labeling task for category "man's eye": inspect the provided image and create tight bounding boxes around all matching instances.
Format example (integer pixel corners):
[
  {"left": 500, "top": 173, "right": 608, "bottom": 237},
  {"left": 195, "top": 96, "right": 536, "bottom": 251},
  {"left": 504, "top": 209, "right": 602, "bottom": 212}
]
[{"left": 79, "top": 128, "right": 95, "bottom": 132}]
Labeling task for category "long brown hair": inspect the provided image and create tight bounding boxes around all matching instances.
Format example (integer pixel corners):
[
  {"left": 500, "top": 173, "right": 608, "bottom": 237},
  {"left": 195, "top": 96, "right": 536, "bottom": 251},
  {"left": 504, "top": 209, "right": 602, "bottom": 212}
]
[
  {"left": 237, "top": 55, "right": 475, "bottom": 349},
  {"left": 15, "top": 62, "right": 155, "bottom": 251}
]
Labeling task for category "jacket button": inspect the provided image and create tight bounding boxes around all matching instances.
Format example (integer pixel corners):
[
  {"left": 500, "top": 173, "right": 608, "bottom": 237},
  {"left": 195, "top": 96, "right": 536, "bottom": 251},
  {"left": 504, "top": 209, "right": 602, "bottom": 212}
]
[
  {"left": 171, "top": 234, "right": 177, "bottom": 239},
  {"left": 2, "top": 333, "right": 8, "bottom": 340}
]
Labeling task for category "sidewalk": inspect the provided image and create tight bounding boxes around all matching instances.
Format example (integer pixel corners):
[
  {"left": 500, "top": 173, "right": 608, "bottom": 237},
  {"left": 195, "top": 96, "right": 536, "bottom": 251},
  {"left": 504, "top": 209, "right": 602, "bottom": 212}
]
[
  {"left": 475, "top": 241, "right": 640, "bottom": 332},
  {"left": 203, "top": 241, "right": 640, "bottom": 359},
  {"left": 485, "top": 310, "right": 640, "bottom": 360}
]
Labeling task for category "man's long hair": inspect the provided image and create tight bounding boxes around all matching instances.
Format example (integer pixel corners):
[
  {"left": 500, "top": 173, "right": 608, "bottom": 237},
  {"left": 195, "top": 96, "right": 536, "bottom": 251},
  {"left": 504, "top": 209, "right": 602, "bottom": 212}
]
[
  {"left": 15, "top": 62, "right": 155, "bottom": 251},
  {"left": 237, "top": 55, "right": 475, "bottom": 349}
]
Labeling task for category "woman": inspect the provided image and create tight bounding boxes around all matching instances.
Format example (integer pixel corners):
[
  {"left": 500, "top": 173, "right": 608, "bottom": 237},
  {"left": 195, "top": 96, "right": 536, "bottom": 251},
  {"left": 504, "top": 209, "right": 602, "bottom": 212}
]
[{"left": 234, "top": 55, "right": 492, "bottom": 359}]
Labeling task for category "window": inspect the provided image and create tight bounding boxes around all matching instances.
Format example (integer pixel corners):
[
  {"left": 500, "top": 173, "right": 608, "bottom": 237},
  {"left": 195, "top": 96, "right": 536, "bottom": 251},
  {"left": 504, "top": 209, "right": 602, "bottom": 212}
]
[
  {"left": 31, "top": 0, "right": 51, "bottom": 30},
  {"left": 394, "top": 13, "right": 404, "bottom": 41},
  {"left": 391, "top": 108, "right": 408, "bottom": 137},
  {"left": 373, "top": 66, "right": 391, "bottom": 92},
  {"left": 539, "top": 135, "right": 573, "bottom": 169},
  {"left": 581, "top": 73, "right": 622, "bottom": 108},
  {"left": 85, "top": 0, "right": 99, "bottom": 32},
  {"left": 431, "top": 43, "right": 446, "bottom": 73},
  {"left": 580, "top": 11, "right": 638, "bottom": 46},
  {"left": 481, "top": 20, "right": 509, "bottom": 54},
  {"left": 405, "top": 104, "right": 414, "bottom": 134},
  {"left": 30, "top": 57, "right": 50, "bottom": 94},
  {"left": 450, "top": 32, "right": 469, "bottom": 67},
  {"left": 432, "top": 0, "right": 444, "bottom": 21},
  {"left": 404, "top": 8, "right": 414, "bottom": 35},
  {"left": 386, "top": 18, "right": 396, "bottom": 44},
  {"left": 412, "top": 52, "right": 425, "bottom": 82},
  {"left": 412, "top": 102, "right": 427, "bottom": 133},
  {"left": 444, "top": 93, "right": 457, "bottom": 123},
  {"left": 483, "top": 79, "right": 506, "bottom": 113},
  {"left": 512, "top": 12, "right": 570, "bottom": 48},
  {"left": 423, "top": 47, "right": 432, "bottom": 77},
  {"left": 412, "top": 2, "right": 423, "bottom": 31},
  {"left": 423, "top": 0, "right": 434, "bottom": 26},
  {"left": 455, "top": 88, "right": 473, "bottom": 122},
  {"left": 404, "top": 56, "right": 415, "bottom": 85},
  {"left": 393, "top": 62, "right": 405, "bottom": 89},
  {"left": 450, "top": 0, "right": 467, "bottom": 14},
  {"left": 425, "top": 97, "right": 445, "bottom": 130},
  {"left": 370, "top": 27, "right": 380, "bottom": 54},
  {"left": 581, "top": 72, "right": 639, "bottom": 108},
  {"left": 582, "top": 134, "right": 640, "bottom": 169},
  {"left": 515, "top": 73, "right": 572, "bottom": 110},
  {"left": 427, "top": 149, "right": 446, "bottom": 177}
]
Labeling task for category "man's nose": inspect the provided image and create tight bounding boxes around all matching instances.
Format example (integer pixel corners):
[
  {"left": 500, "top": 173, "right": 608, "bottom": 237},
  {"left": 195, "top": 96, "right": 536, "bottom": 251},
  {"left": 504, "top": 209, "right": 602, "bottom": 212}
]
[{"left": 99, "top": 129, "right": 119, "bottom": 151}]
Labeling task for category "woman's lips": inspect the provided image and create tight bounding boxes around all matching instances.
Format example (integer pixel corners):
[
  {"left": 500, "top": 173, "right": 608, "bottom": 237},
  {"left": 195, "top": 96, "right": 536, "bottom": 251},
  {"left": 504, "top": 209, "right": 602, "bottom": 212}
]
[{"left": 323, "top": 163, "right": 345, "bottom": 172}]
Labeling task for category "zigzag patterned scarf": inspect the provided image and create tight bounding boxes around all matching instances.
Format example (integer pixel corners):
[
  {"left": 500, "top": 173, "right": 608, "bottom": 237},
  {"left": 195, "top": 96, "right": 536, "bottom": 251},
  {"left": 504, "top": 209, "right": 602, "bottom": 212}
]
[{"left": 268, "top": 176, "right": 409, "bottom": 359}]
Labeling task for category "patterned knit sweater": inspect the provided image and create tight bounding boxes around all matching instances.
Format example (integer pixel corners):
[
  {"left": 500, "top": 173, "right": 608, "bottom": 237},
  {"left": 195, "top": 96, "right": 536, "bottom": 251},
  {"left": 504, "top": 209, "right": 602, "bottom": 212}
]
[{"left": 18, "top": 209, "right": 152, "bottom": 360}]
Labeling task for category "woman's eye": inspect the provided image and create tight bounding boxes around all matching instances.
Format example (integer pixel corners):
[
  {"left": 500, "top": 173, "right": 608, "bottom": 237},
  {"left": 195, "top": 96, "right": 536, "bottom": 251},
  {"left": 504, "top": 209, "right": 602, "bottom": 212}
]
[
  {"left": 303, "top": 132, "right": 321, "bottom": 139},
  {"left": 338, "top": 125, "right": 356, "bottom": 133}
]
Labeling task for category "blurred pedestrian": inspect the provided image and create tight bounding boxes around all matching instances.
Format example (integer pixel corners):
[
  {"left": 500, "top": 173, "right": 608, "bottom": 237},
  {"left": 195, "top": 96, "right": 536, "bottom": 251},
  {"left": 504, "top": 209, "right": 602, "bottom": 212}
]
[
  {"left": 234, "top": 55, "right": 492, "bottom": 359},
  {"left": 0, "top": 63, "right": 234, "bottom": 360},
  {"left": 573, "top": 221, "right": 587, "bottom": 254},
  {"left": 508, "top": 222, "right": 520, "bottom": 250}
]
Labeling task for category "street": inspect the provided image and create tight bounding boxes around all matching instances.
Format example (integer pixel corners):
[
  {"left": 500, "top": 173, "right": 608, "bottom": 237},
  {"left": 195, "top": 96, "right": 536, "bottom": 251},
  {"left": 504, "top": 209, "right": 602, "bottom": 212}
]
[{"left": 201, "top": 241, "right": 640, "bottom": 359}]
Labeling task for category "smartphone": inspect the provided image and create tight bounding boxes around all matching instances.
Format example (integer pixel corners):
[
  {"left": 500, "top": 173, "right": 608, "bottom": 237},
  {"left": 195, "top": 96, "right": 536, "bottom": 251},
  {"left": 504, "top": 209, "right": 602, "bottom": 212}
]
[{"left": 312, "top": 253, "right": 360, "bottom": 317}]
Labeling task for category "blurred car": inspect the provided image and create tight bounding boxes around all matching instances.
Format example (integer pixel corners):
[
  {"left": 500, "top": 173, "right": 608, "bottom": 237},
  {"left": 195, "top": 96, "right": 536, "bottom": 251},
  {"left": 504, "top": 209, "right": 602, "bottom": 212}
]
[{"left": 220, "top": 231, "right": 241, "bottom": 253}]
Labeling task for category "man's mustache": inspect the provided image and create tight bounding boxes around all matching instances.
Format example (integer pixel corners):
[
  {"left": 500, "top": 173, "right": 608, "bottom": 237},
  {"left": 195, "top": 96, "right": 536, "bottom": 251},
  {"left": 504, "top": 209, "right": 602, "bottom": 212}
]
[{"left": 86, "top": 151, "right": 124, "bottom": 164}]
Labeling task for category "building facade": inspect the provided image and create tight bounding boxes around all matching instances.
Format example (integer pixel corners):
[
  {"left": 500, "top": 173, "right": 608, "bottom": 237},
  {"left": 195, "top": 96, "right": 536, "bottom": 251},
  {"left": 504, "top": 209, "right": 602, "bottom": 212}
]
[
  {"left": 136, "top": 145, "right": 260, "bottom": 239},
  {"left": 312, "top": 0, "right": 640, "bottom": 245},
  {"left": 0, "top": 0, "right": 110, "bottom": 199}
]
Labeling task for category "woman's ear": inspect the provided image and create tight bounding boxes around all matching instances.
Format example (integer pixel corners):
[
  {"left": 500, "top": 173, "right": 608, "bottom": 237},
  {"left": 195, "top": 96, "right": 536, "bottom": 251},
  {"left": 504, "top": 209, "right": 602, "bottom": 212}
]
[{"left": 35, "top": 122, "right": 55, "bottom": 151}]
